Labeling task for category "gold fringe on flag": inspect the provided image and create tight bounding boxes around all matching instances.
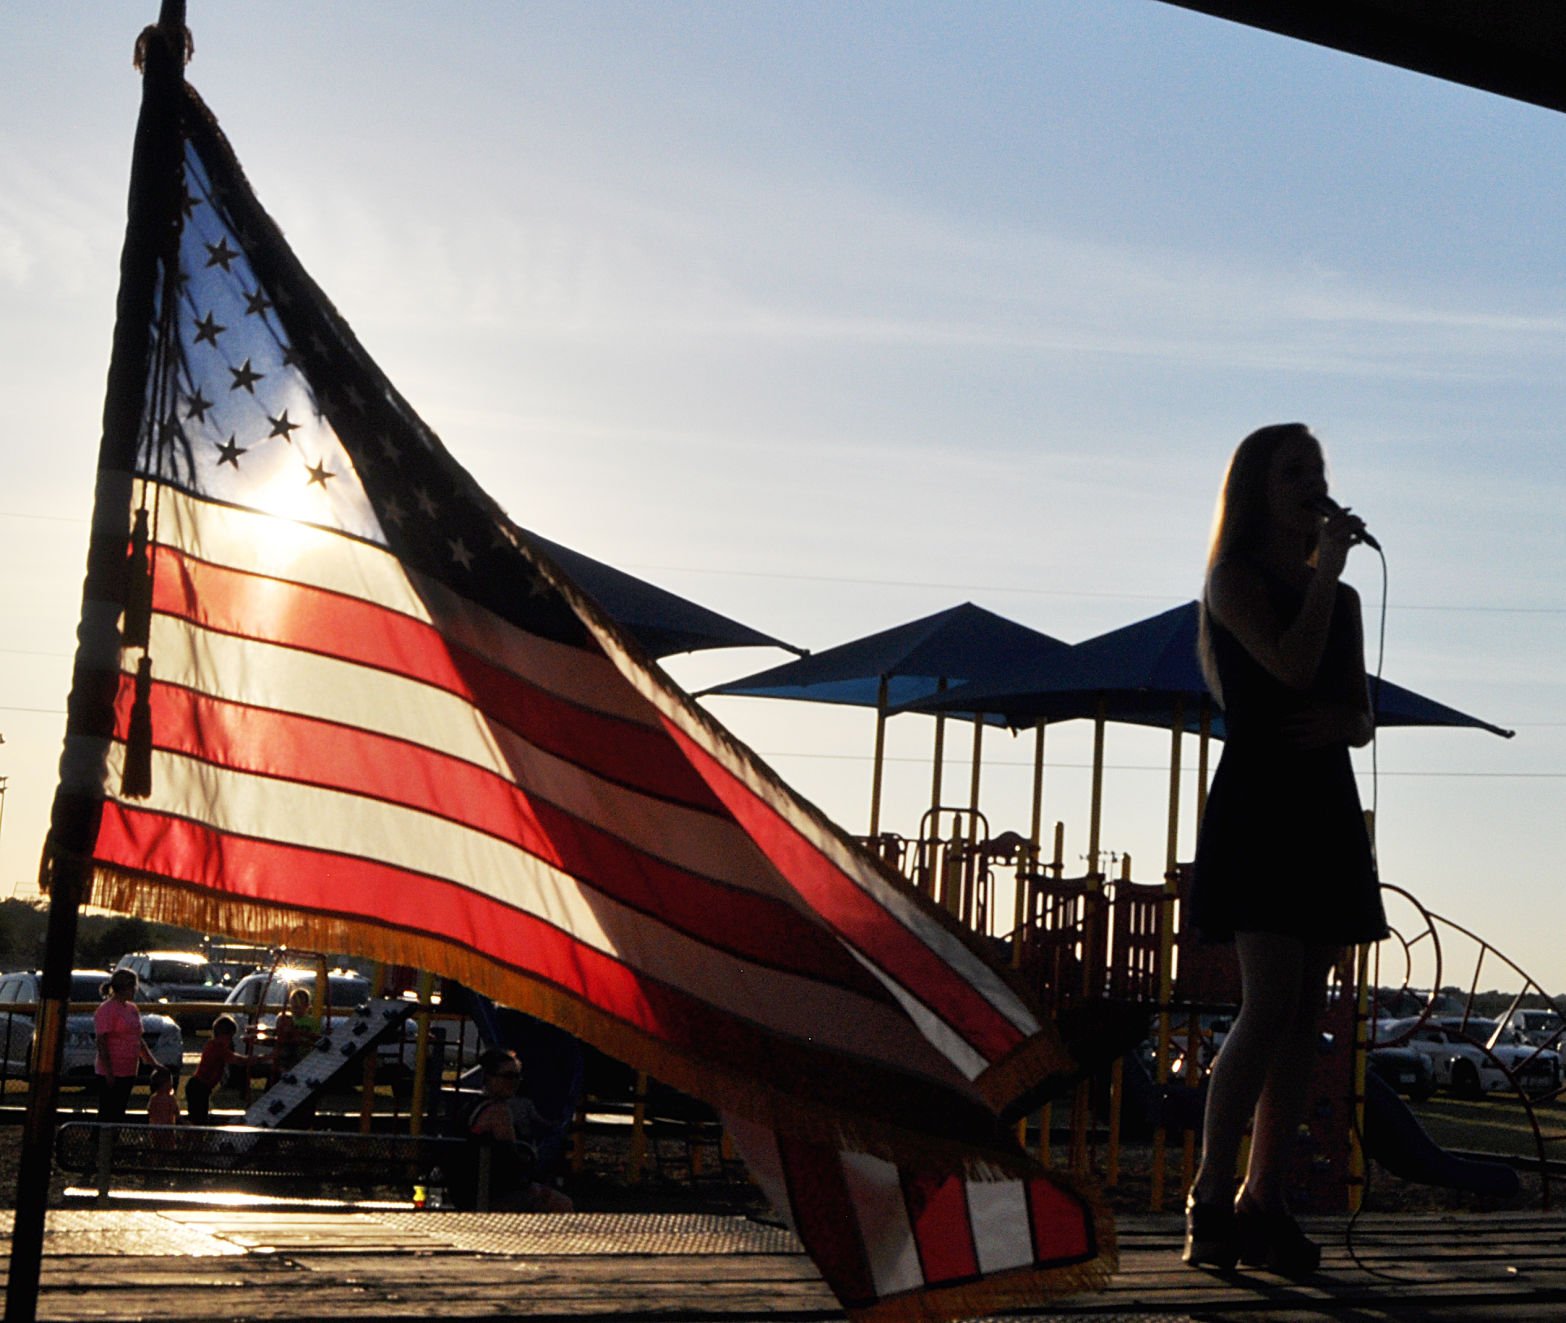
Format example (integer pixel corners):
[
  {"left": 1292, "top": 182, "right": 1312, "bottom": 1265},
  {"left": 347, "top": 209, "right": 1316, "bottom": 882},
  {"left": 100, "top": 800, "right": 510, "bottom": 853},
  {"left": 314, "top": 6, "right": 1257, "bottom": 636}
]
[
  {"left": 70, "top": 860, "right": 1047, "bottom": 1183},
  {"left": 849, "top": 1213, "right": 1117, "bottom": 1323}
]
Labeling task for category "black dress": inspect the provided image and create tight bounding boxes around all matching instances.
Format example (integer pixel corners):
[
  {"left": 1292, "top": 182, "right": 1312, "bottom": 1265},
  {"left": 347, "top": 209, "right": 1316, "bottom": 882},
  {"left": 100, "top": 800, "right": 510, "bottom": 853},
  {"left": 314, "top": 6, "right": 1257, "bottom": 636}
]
[{"left": 1190, "top": 567, "right": 1388, "bottom": 945}]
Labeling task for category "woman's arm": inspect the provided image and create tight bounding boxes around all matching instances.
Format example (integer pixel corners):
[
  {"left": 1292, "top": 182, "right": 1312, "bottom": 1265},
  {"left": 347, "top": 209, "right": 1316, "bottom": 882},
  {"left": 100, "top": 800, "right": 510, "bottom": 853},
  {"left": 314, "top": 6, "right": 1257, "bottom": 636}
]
[
  {"left": 1207, "top": 507, "right": 1363, "bottom": 691},
  {"left": 1277, "top": 583, "right": 1375, "bottom": 749},
  {"left": 1207, "top": 558, "right": 1337, "bottom": 691}
]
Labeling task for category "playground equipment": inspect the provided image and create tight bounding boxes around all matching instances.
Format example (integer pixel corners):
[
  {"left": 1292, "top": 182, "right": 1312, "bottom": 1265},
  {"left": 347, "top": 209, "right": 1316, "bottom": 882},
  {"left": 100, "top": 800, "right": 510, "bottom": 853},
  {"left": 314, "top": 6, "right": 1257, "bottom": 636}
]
[
  {"left": 245, "top": 999, "right": 413, "bottom": 1128},
  {"left": 860, "top": 815, "right": 1555, "bottom": 1214}
]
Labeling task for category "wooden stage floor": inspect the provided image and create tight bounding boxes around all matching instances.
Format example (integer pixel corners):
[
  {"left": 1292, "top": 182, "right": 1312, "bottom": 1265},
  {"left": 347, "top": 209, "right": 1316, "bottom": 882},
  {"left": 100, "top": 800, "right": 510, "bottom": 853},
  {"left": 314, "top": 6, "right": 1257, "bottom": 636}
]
[{"left": 4, "top": 1207, "right": 1566, "bottom": 1320}]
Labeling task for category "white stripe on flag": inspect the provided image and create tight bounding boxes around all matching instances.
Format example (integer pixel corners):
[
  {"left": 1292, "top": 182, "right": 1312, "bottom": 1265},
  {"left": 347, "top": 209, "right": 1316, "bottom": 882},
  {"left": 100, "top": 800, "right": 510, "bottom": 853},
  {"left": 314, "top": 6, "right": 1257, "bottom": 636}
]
[
  {"left": 103, "top": 747, "right": 958, "bottom": 1071},
  {"left": 841, "top": 1149, "right": 925, "bottom": 1299},
  {"left": 968, "top": 1174, "right": 1035, "bottom": 1274}
]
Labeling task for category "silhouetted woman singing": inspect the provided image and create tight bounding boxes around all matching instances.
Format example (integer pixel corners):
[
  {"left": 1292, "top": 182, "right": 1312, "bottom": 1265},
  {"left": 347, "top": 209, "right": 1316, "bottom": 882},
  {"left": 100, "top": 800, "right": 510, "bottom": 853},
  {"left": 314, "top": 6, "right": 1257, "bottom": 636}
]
[{"left": 1184, "top": 423, "right": 1387, "bottom": 1276}]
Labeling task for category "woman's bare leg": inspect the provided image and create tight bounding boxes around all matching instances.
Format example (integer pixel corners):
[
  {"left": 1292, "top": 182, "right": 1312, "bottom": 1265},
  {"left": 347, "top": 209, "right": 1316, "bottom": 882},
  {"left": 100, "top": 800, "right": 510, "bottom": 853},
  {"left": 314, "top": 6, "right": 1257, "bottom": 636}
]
[
  {"left": 1189, "top": 932, "right": 1308, "bottom": 1205},
  {"left": 1236, "top": 942, "right": 1337, "bottom": 1214}
]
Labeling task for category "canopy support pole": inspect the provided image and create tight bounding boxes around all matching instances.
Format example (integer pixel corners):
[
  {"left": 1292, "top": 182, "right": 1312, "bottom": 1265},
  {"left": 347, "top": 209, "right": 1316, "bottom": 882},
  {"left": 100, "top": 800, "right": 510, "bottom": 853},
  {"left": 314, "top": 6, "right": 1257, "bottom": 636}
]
[
  {"left": 1087, "top": 699, "right": 1106, "bottom": 887},
  {"left": 927, "top": 678, "right": 947, "bottom": 823},
  {"left": 1150, "top": 698, "right": 1184, "bottom": 1212},
  {"left": 1016, "top": 722, "right": 1047, "bottom": 941},
  {"left": 965, "top": 718, "right": 984, "bottom": 929},
  {"left": 868, "top": 675, "right": 889, "bottom": 836}
]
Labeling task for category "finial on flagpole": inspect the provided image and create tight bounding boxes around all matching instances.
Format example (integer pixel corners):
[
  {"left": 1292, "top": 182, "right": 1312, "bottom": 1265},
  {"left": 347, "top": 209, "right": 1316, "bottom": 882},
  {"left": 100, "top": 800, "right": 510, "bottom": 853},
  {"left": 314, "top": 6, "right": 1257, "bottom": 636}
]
[{"left": 134, "top": 1, "right": 191, "bottom": 73}]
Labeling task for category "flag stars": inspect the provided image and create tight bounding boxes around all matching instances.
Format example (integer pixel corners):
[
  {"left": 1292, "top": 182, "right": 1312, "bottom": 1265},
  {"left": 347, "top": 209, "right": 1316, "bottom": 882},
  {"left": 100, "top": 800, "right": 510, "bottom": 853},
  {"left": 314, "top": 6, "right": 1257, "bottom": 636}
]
[
  {"left": 214, "top": 435, "right": 246, "bottom": 468},
  {"left": 185, "top": 389, "right": 214, "bottom": 423},
  {"left": 380, "top": 495, "right": 408, "bottom": 526},
  {"left": 345, "top": 383, "right": 367, "bottom": 412},
  {"left": 305, "top": 459, "right": 336, "bottom": 488},
  {"left": 376, "top": 433, "right": 400, "bottom": 462},
  {"left": 267, "top": 410, "right": 300, "bottom": 442},
  {"left": 243, "top": 287, "right": 273, "bottom": 317},
  {"left": 180, "top": 186, "right": 200, "bottom": 219},
  {"left": 192, "top": 311, "right": 226, "bottom": 346},
  {"left": 447, "top": 537, "right": 475, "bottom": 571},
  {"left": 204, "top": 237, "right": 240, "bottom": 271},
  {"left": 413, "top": 487, "right": 439, "bottom": 519},
  {"left": 229, "top": 359, "right": 265, "bottom": 393}
]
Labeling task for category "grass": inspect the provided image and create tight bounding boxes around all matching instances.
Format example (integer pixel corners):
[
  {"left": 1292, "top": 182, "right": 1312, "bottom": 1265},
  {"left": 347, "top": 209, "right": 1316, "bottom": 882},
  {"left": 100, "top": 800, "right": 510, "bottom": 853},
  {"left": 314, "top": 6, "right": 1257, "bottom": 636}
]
[{"left": 1410, "top": 1093, "right": 1566, "bottom": 1162}]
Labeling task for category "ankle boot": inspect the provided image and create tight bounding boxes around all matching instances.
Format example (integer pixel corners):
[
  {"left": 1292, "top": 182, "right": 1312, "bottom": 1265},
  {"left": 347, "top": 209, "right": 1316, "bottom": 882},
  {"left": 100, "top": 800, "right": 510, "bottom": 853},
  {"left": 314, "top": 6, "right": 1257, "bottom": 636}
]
[
  {"left": 1182, "top": 1196, "right": 1238, "bottom": 1270},
  {"left": 1233, "top": 1207, "right": 1320, "bottom": 1275}
]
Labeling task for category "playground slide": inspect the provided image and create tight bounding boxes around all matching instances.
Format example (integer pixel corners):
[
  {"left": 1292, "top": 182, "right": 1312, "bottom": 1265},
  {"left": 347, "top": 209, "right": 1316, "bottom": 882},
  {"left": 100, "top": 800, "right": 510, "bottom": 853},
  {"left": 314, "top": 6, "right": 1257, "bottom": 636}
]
[
  {"left": 1361, "top": 1071, "right": 1520, "bottom": 1197},
  {"left": 1129, "top": 1054, "right": 1519, "bottom": 1197}
]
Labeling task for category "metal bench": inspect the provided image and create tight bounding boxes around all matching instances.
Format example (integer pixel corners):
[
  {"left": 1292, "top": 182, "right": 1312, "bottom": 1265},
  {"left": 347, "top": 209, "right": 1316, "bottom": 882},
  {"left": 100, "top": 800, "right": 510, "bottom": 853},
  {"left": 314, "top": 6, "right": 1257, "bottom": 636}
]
[{"left": 54, "top": 1121, "right": 477, "bottom": 1206}]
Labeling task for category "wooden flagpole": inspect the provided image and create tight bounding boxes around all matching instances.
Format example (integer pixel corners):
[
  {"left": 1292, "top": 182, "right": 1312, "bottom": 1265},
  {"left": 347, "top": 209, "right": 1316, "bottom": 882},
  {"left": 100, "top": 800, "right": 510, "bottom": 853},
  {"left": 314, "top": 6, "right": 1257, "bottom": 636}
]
[{"left": 4, "top": 6, "right": 186, "bottom": 1319}]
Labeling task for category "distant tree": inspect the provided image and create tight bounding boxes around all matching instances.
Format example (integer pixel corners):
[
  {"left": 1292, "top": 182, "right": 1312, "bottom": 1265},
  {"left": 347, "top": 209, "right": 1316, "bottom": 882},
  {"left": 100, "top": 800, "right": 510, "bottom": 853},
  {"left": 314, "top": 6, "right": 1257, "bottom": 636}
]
[
  {"left": 76, "top": 916, "right": 157, "bottom": 969},
  {"left": 0, "top": 900, "right": 209, "bottom": 974},
  {"left": 0, "top": 899, "right": 50, "bottom": 968}
]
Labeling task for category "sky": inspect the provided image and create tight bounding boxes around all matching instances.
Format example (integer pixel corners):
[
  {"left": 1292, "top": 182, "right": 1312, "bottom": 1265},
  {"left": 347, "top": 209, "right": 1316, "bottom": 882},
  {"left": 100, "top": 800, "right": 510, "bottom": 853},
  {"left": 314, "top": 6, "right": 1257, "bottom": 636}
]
[{"left": 2, "top": 2, "right": 1563, "bottom": 995}]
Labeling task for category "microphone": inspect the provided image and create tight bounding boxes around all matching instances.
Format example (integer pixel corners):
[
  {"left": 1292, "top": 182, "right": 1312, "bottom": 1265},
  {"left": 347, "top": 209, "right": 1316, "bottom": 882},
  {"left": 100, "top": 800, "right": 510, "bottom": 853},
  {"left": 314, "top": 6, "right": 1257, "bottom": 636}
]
[{"left": 1310, "top": 495, "right": 1381, "bottom": 552}]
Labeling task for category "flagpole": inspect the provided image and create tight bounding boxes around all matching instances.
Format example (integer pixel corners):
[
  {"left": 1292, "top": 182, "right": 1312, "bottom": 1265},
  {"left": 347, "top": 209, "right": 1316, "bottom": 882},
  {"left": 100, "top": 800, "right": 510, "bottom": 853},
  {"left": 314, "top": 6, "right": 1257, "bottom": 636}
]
[{"left": 5, "top": 7, "right": 186, "bottom": 1319}]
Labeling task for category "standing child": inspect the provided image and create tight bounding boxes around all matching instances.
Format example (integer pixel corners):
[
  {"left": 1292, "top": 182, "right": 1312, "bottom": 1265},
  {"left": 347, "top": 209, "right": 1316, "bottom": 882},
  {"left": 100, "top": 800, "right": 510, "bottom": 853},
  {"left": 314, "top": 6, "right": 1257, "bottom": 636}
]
[
  {"left": 147, "top": 1066, "right": 179, "bottom": 1149},
  {"left": 185, "top": 1015, "right": 255, "bottom": 1124},
  {"left": 147, "top": 1066, "right": 179, "bottom": 1126}
]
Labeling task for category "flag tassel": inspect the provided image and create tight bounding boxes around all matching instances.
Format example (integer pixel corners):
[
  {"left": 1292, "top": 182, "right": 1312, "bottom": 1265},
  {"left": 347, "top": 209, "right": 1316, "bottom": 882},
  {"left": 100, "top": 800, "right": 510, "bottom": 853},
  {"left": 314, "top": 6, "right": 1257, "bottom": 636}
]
[
  {"left": 123, "top": 508, "right": 153, "bottom": 650},
  {"left": 121, "top": 657, "right": 155, "bottom": 799}
]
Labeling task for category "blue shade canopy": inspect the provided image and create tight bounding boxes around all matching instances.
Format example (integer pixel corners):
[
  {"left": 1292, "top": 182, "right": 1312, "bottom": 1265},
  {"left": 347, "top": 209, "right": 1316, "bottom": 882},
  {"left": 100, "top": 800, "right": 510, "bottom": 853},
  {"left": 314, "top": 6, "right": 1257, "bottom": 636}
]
[
  {"left": 901, "top": 601, "right": 1514, "bottom": 740},
  {"left": 700, "top": 602, "right": 1071, "bottom": 715},
  {"left": 532, "top": 534, "right": 800, "bottom": 659}
]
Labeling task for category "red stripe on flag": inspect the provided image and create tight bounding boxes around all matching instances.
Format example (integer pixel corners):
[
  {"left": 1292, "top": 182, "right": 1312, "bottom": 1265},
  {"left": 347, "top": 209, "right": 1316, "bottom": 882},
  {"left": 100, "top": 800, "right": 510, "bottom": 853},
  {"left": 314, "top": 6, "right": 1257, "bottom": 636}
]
[
  {"left": 776, "top": 1136, "right": 879, "bottom": 1309},
  {"left": 110, "top": 674, "right": 887, "bottom": 994},
  {"left": 150, "top": 546, "right": 723, "bottom": 812},
  {"left": 903, "top": 1171, "right": 980, "bottom": 1286},
  {"left": 660, "top": 718, "right": 1027, "bottom": 1066},
  {"left": 1026, "top": 1175, "right": 1095, "bottom": 1266},
  {"left": 92, "top": 803, "right": 1007, "bottom": 1146}
]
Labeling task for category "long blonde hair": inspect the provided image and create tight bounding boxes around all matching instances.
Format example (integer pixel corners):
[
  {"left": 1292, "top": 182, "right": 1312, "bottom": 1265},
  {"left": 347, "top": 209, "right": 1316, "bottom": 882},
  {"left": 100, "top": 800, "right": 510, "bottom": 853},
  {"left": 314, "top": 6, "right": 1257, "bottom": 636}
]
[{"left": 1196, "top": 422, "right": 1318, "bottom": 702}]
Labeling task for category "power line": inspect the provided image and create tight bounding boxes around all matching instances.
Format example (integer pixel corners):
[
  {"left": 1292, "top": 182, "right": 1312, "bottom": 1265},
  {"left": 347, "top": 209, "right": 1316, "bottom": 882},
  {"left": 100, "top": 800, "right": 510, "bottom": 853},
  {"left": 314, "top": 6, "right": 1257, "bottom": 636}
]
[
  {"left": 622, "top": 562, "right": 1566, "bottom": 617},
  {"left": 2, "top": 507, "right": 1563, "bottom": 615},
  {"left": 760, "top": 751, "right": 1566, "bottom": 779}
]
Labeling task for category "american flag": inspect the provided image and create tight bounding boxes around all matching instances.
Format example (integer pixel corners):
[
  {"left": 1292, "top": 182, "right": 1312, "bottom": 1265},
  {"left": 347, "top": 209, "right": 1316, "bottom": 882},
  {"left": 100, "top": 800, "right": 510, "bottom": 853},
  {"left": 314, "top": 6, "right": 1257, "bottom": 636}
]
[{"left": 50, "top": 70, "right": 1112, "bottom": 1318}]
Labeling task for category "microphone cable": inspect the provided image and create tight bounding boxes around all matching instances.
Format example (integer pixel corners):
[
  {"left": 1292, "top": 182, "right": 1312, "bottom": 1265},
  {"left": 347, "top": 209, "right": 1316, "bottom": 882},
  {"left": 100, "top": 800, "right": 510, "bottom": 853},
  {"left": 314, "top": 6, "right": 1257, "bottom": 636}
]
[
  {"left": 1369, "top": 544, "right": 1388, "bottom": 826},
  {"left": 1341, "top": 540, "right": 1458, "bottom": 1285}
]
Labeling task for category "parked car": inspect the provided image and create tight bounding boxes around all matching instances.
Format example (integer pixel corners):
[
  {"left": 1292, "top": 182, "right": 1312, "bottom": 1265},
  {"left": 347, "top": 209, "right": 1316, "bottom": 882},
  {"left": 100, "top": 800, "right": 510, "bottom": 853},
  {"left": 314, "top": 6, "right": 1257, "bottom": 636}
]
[
  {"left": 222, "top": 967, "right": 372, "bottom": 1038},
  {"left": 222, "top": 967, "right": 452, "bottom": 1078},
  {"left": 0, "top": 970, "right": 183, "bottom": 1077},
  {"left": 1382, "top": 1016, "right": 1562, "bottom": 1099},
  {"left": 1502, "top": 1008, "right": 1565, "bottom": 1048},
  {"left": 113, "top": 951, "right": 230, "bottom": 1028},
  {"left": 1367, "top": 1043, "right": 1436, "bottom": 1102}
]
